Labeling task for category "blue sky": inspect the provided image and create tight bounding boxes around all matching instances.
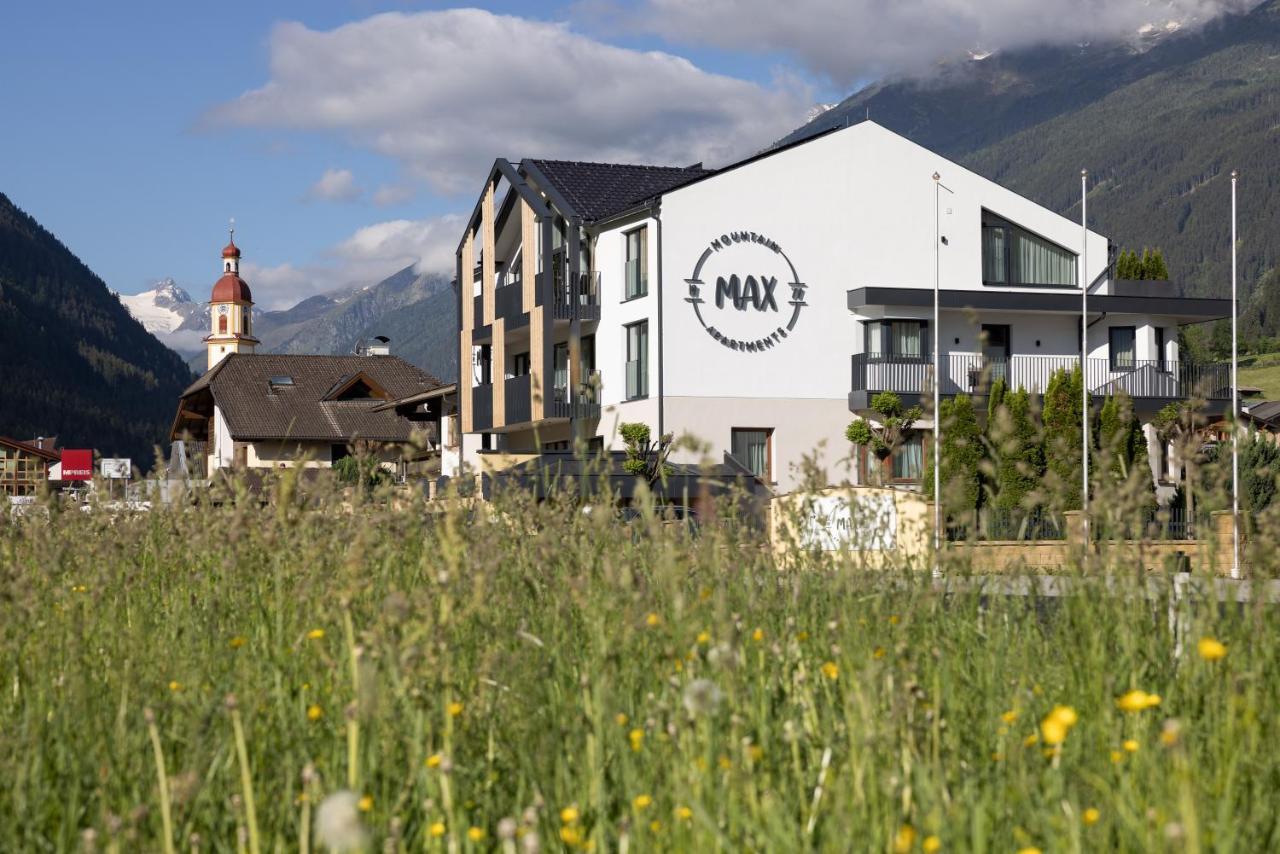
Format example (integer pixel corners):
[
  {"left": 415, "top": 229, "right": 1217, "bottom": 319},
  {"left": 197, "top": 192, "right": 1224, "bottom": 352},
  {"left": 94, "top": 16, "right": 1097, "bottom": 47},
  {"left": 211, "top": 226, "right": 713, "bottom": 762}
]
[{"left": 1, "top": 0, "right": 1244, "bottom": 308}]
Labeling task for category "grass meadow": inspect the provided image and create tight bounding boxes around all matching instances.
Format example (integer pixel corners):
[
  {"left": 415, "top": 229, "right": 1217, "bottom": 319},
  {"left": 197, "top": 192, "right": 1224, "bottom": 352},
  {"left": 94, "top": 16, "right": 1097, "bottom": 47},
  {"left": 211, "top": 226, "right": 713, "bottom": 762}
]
[{"left": 2, "top": 474, "right": 1277, "bottom": 853}]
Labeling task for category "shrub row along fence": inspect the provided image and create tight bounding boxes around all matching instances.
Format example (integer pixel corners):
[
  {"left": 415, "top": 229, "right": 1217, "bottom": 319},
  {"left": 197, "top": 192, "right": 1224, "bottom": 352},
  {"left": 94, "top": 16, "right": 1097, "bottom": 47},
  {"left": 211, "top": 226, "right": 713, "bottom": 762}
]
[{"left": 945, "top": 508, "right": 1207, "bottom": 542}]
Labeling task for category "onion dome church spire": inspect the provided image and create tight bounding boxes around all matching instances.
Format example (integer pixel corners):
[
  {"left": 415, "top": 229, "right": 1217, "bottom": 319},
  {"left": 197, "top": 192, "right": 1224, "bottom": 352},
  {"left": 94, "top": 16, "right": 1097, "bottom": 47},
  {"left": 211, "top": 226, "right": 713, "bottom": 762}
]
[{"left": 205, "top": 219, "right": 259, "bottom": 371}]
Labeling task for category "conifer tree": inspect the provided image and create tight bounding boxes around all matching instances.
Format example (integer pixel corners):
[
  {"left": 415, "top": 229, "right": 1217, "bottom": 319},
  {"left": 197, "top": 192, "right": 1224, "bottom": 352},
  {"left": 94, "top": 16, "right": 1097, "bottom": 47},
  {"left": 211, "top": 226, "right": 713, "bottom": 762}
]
[
  {"left": 992, "top": 386, "right": 1043, "bottom": 510},
  {"left": 987, "top": 376, "right": 1008, "bottom": 424},
  {"left": 1147, "top": 249, "right": 1169, "bottom": 280},
  {"left": 923, "top": 394, "right": 983, "bottom": 519},
  {"left": 1041, "top": 366, "right": 1085, "bottom": 509},
  {"left": 1139, "top": 248, "right": 1153, "bottom": 280}
]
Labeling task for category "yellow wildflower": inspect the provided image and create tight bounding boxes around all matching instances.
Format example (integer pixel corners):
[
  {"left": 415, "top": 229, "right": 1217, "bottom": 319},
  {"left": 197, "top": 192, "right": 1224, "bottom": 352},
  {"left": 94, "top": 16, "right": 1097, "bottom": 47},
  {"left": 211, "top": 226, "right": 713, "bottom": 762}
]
[
  {"left": 1198, "top": 637, "right": 1227, "bottom": 661},
  {"left": 358, "top": 795, "right": 373, "bottom": 812},
  {"left": 888, "top": 614, "right": 900, "bottom": 625},
  {"left": 560, "top": 806, "right": 580, "bottom": 824},
  {"left": 748, "top": 745, "right": 764, "bottom": 762},
  {"left": 629, "top": 728, "right": 644, "bottom": 752},
  {"left": 649, "top": 820, "right": 662, "bottom": 832},
  {"left": 696, "top": 630, "right": 711, "bottom": 644},
  {"left": 820, "top": 661, "right": 839, "bottom": 681},
  {"left": 1039, "top": 718, "right": 1067, "bottom": 745},
  {"left": 633, "top": 794, "right": 653, "bottom": 810},
  {"left": 615, "top": 712, "right": 628, "bottom": 726},
  {"left": 923, "top": 835, "right": 942, "bottom": 853},
  {"left": 796, "top": 630, "right": 809, "bottom": 641},
  {"left": 1000, "top": 710, "right": 1018, "bottom": 724},
  {"left": 1160, "top": 720, "right": 1182, "bottom": 746},
  {"left": 306, "top": 628, "right": 325, "bottom": 640},
  {"left": 645, "top": 613, "right": 661, "bottom": 627},
  {"left": 991, "top": 752, "right": 1003, "bottom": 762},
  {"left": 752, "top": 628, "right": 764, "bottom": 642},
  {"left": 1016, "top": 848, "right": 1043, "bottom": 854},
  {"left": 1116, "top": 690, "right": 1160, "bottom": 712},
  {"left": 229, "top": 636, "right": 247, "bottom": 649},
  {"left": 425, "top": 753, "right": 442, "bottom": 769},
  {"left": 892, "top": 824, "right": 916, "bottom": 854},
  {"left": 168, "top": 681, "right": 181, "bottom": 692},
  {"left": 718, "top": 755, "right": 732, "bottom": 770},
  {"left": 1083, "top": 807, "right": 1100, "bottom": 825},
  {"left": 1049, "top": 705, "right": 1078, "bottom": 728},
  {"left": 1110, "top": 750, "right": 1124, "bottom": 763},
  {"left": 468, "top": 827, "right": 485, "bottom": 842},
  {"left": 559, "top": 826, "right": 581, "bottom": 846},
  {"left": 675, "top": 806, "right": 693, "bottom": 821},
  {"left": 873, "top": 646, "right": 886, "bottom": 659},
  {"left": 430, "top": 821, "right": 446, "bottom": 837},
  {"left": 1123, "top": 738, "right": 1140, "bottom": 753},
  {"left": 447, "top": 701, "right": 464, "bottom": 717},
  {"left": 307, "top": 704, "right": 323, "bottom": 721},
  {"left": 1023, "top": 733, "right": 1039, "bottom": 748}
]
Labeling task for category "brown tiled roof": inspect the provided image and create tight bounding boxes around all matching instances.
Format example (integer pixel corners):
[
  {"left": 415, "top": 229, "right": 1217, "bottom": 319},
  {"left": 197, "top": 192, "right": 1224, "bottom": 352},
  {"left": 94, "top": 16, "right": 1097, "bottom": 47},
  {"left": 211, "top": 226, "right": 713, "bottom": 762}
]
[
  {"left": 182, "top": 354, "right": 443, "bottom": 442},
  {"left": 526, "top": 159, "right": 712, "bottom": 222}
]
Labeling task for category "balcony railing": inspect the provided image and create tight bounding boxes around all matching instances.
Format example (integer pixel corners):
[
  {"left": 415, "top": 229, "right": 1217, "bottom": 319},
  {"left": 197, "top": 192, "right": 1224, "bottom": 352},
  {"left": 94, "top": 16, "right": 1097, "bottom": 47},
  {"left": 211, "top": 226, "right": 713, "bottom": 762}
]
[
  {"left": 625, "top": 359, "right": 648, "bottom": 400},
  {"left": 625, "top": 258, "right": 647, "bottom": 300},
  {"left": 851, "top": 354, "right": 1231, "bottom": 401},
  {"left": 553, "top": 272, "right": 602, "bottom": 321},
  {"left": 550, "top": 369, "right": 602, "bottom": 420}
]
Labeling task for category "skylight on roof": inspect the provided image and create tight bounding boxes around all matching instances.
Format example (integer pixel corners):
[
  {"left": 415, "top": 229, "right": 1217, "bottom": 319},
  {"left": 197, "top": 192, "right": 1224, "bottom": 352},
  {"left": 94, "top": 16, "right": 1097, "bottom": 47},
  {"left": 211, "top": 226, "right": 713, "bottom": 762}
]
[{"left": 269, "top": 375, "right": 295, "bottom": 386}]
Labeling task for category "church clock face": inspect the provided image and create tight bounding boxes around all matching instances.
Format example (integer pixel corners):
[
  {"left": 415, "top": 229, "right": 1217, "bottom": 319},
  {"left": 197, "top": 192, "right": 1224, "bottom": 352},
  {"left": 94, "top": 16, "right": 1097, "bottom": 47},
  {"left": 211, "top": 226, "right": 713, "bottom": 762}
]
[{"left": 218, "top": 305, "right": 229, "bottom": 316}]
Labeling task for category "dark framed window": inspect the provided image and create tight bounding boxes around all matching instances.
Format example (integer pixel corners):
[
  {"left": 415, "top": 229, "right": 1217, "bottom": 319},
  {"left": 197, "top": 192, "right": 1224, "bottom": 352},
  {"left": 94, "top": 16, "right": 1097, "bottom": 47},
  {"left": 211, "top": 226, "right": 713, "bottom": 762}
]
[
  {"left": 981, "top": 210, "right": 1077, "bottom": 287},
  {"left": 624, "top": 226, "right": 648, "bottom": 300},
  {"left": 858, "top": 436, "right": 927, "bottom": 484},
  {"left": 1155, "top": 326, "right": 1167, "bottom": 371},
  {"left": 625, "top": 321, "right": 648, "bottom": 399},
  {"left": 731, "top": 428, "right": 773, "bottom": 482},
  {"left": 580, "top": 334, "right": 596, "bottom": 373},
  {"left": 511, "top": 352, "right": 530, "bottom": 377},
  {"left": 865, "top": 319, "right": 928, "bottom": 360},
  {"left": 1110, "top": 326, "right": 1136, "bottom": 371},
  {"left": 553, "top": 342, "right": 569, "bottom": 401}
]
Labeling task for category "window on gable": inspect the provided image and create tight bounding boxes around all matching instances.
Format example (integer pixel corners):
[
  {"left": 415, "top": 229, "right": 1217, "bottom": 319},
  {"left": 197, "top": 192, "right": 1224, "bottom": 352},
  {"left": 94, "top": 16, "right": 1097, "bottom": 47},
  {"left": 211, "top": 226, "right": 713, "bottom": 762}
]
[{"left": 982, "top": 211, "right": 1077, "bottom": 287}]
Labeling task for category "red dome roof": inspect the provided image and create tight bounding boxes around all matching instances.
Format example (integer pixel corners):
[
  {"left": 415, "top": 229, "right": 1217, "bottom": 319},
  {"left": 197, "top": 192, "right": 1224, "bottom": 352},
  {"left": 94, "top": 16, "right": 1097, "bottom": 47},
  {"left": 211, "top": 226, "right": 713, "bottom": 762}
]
[
  {"left": 222, "top": 242, "right": 241, "bottom": 259},
  {"left": 212, "top": 272, "right": 252, "bottom": 304}
]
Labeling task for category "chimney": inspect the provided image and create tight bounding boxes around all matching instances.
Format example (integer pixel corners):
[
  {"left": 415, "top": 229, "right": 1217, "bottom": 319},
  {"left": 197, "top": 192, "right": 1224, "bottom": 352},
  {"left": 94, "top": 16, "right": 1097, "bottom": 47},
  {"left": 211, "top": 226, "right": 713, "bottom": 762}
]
[{"left": 368, "top": 336, "right": 391, "bottom": 356}]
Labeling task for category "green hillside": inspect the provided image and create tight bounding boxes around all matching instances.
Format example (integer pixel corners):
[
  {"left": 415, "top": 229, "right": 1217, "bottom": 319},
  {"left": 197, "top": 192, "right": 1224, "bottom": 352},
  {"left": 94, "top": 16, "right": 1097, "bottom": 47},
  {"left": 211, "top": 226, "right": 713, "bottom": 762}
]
[
  {"left": 0, "top": 192, "right": 194, "bottom": 465},
  {"left": 785, "top": 1, "right": 1280, "bottom": 314}
]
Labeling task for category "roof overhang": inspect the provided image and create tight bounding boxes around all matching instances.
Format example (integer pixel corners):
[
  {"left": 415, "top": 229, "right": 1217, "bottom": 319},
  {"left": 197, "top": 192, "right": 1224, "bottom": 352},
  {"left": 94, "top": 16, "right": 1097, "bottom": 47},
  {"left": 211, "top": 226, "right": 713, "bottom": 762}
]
[
  {"left": 848, "top": 287, "right": 1231, "bottom": 322},
  {"left": 371, "top": 383, "right": 458, "bottom": 413}
]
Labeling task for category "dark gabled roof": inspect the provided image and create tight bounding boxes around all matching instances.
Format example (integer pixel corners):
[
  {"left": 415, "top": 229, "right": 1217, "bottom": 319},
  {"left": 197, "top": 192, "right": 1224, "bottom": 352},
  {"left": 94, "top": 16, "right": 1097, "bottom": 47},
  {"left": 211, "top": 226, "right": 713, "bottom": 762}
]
[
  {"left": 0, "top": 436, "right": 60, "bottom": 461},
  {"left": 525, "top": 159, "right": 713, "bottom": 222},
  {"left": 1245, "top": 400, "right": 1280, "bottom": 425},
  {"left": 179, "top": 354, "right": 443, "bottom": 443}
]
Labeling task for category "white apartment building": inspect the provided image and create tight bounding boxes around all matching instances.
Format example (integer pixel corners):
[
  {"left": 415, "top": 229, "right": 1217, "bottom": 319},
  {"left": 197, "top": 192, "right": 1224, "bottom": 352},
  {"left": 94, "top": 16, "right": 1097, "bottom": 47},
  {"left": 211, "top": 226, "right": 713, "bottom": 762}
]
[{"left": 452, "top": 121, "right": 1230, "bottom": 492}]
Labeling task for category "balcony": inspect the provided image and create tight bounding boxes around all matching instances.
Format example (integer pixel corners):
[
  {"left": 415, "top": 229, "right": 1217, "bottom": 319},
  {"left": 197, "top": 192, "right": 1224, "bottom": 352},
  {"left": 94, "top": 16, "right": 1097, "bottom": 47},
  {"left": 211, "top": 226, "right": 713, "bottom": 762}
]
[
  {"left": 471, "top": 382, "right": 493, "bottom": 431},
  {"left": 505, "top": 373, "right": 531, "bottom": 425},
  {"left": 552, "top": 272, "right": 601, "bottom": 321},
  {"left": 550, "top": 369, "right": 602, "bottom": 420},
  {"left": 850, "top": 354, "right": 1231, "bottom": 412}
]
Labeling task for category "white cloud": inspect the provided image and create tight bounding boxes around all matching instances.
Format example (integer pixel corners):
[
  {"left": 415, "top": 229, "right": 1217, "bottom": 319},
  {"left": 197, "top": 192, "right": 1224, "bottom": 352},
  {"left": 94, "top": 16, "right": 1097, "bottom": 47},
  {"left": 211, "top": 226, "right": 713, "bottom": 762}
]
[
  {"left": 239, "top": 213, "right": 462, "bottom": 310},
  {"left": 372, "top": 183, "right": 415, "bottom": 207},
  {"left": 205, "top": 9, "right": 811, "bottom": 193},
  {"left": 601, "top": 0, "right": 1262, "bottom": 86},
  {"left": 308, "top": 167, "right": 362, "bottom": 202}
]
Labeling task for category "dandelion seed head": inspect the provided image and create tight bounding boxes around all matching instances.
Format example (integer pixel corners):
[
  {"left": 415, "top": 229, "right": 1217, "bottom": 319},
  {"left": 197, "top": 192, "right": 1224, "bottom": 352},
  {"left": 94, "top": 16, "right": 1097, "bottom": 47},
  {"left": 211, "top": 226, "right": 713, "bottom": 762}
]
[
  {"left": 682, "top": 679, "right": 723, "bottom": 717},
  {"left": 314, "top": 791, "right": 369, "bottom": 853}
]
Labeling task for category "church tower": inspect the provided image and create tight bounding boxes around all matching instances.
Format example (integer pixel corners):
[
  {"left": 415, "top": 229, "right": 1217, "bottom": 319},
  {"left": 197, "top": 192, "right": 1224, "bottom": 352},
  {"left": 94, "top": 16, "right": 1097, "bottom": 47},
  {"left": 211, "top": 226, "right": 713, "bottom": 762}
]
[{"left": 205, "top": 226, "right": 259, "bottom": 371}]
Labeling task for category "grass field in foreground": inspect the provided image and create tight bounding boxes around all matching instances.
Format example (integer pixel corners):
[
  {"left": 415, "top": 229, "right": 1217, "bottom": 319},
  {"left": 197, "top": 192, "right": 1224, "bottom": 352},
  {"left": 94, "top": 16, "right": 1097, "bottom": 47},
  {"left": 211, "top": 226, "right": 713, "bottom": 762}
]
[{"left": 1, "top": 481, "right": 1276, "bottom": 853}]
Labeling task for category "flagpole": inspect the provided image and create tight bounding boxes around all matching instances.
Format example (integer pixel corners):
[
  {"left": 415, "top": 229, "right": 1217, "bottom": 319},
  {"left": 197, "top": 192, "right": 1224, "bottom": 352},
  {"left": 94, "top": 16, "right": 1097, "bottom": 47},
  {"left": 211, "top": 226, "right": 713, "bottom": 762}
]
[
  {"left": 933, "top": 172, "right": 942, "bottom": 578},
  {"left": 1231, "top": 170, "right": 1241, "bottom": 579},
  {"left": 1080, "top": 170, "right": 1090, "bottom": 555}
]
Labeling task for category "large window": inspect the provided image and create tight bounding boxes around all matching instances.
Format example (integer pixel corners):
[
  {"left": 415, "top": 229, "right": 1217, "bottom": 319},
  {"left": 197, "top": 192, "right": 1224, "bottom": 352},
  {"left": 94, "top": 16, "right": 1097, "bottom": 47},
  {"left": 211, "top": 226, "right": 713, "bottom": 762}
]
[
  {"left": 731, "top": 428, "right": 773, "bottom": 482},
  {"left": 1155, "top": 326, "right": 1167, "bottom": 371},
  {"left": 553, "top": 343, "right": 569, "bottom": 401},
  {"left": 511, "top": 352, "right": 530, "bottom": 377},
  {"left": 625, "top": 321, "right": 649, "bottom": 400},
  {"left": 982, "top": 211, "right": 1077, "bottom": 287},
  {"left": 892, "top": 435, "right": 924, "bottom": 480},
  {"left": 624, "top": 226, "right": 648, "bottom": 300},
  {"left": 1110, "top": 326, "right": 1136, "bottom": 371},
  {"left": 865, "top": 320, "right": 928, "bottom": 359}
]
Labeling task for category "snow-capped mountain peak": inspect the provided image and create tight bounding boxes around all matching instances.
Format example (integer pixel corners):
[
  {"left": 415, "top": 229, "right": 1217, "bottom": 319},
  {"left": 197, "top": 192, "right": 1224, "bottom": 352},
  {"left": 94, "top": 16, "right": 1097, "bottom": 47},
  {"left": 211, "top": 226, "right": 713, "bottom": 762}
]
[{"left": 117, "top": 278, "right": 206, "bottom": 335}]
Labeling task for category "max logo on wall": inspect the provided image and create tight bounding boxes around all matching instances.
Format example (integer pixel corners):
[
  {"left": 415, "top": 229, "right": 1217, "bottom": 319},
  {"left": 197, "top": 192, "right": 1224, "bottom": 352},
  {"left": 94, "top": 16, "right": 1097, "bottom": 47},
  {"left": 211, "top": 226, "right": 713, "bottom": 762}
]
[{"left": 685, "top": 231, "right": 807, "bottom": 352}]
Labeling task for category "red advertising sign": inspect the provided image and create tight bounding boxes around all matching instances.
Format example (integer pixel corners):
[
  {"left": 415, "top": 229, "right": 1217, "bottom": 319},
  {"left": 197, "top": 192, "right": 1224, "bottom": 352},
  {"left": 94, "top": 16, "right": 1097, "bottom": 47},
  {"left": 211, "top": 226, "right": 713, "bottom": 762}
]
[{"left": 61, "top": 449, "right": 93, "bottom": 481}]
